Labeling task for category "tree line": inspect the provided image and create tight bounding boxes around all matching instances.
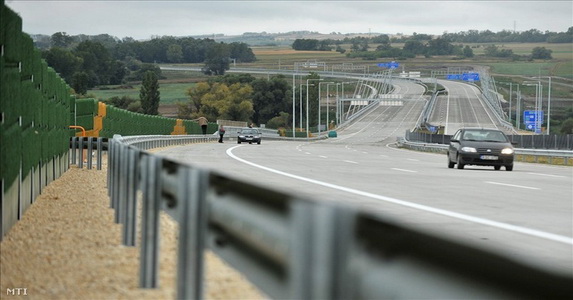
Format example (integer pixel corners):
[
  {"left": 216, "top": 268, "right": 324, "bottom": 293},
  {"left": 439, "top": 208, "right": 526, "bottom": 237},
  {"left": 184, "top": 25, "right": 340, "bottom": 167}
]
[
  {"left": 293, "top": 31, "right": 563, "bottom": 61},
  {"left": 291, "top": 27, "right": 573, "bottom": 51},
  {"left": 40, "top": 33, "right": 256, "bottom": 94},
  {"left": 177, "top": 74, "right": 294, "bottom": 129}
]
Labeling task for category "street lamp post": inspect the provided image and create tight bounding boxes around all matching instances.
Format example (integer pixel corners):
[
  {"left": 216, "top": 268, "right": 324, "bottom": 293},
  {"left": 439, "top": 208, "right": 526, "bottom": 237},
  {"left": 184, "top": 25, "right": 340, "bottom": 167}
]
[
  {"left": 535, "top": 76, "right": 552, "bottom": 134},
  {"left": 299, "top": 83, "right": 304, "bottom": 129},
  {"left": 292, "top": 70, "right": 295, "bottom": 138},
  {"left": 516, "top": 84, "right": 521, "bottom": 130},
  {"left": 326, "top": 83, "right": 336, "bottom": 131},
  {"left": 306, "top": 78, "right": 322, "bottom": 138},
  {"left": 498, "top": 81, "right": 521, "bottom": 125},
  {"left": 318, "top": 81, "right": 334, "bottom": 137},
  {"left": 336, "top": 83, "right": 341, "bottom": 125},
  {"left": 523, "top": 81, "right": 543, "bottom": 134},
  {"left": 339, "top": 81, "right": 356, "bottom": 124}
]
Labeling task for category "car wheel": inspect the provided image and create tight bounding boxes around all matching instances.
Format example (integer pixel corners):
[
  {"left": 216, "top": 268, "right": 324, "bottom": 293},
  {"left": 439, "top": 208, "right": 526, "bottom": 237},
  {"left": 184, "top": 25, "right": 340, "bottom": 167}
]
[
  {"left": 456, "top": 155, "right": 464, "bottom": 169},
  {"left": 494, "top": 165, "right": 501, "bottom": 170},
  {"left": 257, "top": 141, "right": 261, "bottom": 145},
  {"left": 505, "top": 165, "right": 513, "bottom": 171},
  {"left": 447, "top": 154, "right": 455, "bottom": 168},
  {"left": 237, "top": 140, "right": 241, "bottom": 144}
]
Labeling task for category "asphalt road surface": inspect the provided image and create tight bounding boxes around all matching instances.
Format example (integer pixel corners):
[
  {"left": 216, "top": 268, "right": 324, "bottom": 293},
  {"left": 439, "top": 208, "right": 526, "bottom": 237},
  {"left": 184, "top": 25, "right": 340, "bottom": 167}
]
[
  {"left": 429, "top": 79, "right": 505, "bottom": 134},
  {"left": 157, "top": 98, "right": 572, "bottom": 278}
]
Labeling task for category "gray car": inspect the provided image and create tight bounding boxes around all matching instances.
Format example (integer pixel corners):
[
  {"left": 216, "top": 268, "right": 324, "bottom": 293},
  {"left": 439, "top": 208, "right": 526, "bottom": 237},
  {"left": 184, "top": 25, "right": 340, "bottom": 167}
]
[
  {"left": 447, "top": 128, "right": 515, "bottom": 171},
  {"left": 237, "top": 128, "right": 261, "bottom": 144}
]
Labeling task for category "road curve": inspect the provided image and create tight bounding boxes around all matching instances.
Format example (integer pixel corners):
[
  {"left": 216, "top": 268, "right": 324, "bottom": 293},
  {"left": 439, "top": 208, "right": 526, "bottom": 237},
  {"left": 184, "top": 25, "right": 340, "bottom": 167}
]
[{"left": 158, "top": 91, "right": 572, "bottom": 277}]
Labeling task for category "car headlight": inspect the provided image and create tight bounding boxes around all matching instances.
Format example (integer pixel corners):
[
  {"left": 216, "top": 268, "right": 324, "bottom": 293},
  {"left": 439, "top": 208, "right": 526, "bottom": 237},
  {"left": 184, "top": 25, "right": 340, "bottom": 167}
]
[
  {"left": 501, "top": 148, "right": 514, "bottom": 155},
  {"left": 461, "top": 147, "right": 477, "bottom": 153},
  {"left": 239, "top": 135, "right": 245, "bottom": 138}
]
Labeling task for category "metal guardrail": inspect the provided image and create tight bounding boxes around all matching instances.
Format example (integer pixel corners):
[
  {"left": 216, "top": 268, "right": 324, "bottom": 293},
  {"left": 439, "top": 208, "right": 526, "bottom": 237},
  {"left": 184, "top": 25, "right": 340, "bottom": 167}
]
[
  {"left": 105, "top": 134, "right": 572, "bottom": 299},
  {"left": 398, "top": 136, "right": 573, "bottom": 165}
]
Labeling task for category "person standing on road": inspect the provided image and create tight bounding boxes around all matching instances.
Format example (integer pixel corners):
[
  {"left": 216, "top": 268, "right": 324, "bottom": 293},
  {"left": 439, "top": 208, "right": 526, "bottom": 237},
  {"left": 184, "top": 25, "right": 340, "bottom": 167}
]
[
  {"left": 218, "top": 125, "right": 226, "bottom": 143},
  {"left": 197, "top": 116, "right": 208, "bottom": 135}
]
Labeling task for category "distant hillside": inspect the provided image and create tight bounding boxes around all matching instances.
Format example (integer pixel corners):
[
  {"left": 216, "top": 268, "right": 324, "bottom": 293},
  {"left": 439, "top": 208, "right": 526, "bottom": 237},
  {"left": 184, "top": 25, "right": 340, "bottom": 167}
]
[{"left": 195, "top": 31, "right": 400, "bottom": 46}]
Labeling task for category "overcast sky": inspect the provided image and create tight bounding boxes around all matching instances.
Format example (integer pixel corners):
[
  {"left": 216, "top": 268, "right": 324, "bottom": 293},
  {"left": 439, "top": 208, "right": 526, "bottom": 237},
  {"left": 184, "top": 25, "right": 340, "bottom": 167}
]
[{"left": 5, "top": 0, "right": 573, "bottom": 40}]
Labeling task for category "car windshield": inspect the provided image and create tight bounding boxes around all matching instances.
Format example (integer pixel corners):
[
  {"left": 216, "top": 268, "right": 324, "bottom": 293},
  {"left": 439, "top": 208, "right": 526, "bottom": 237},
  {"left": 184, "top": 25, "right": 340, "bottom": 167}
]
[
  {"left": 241, "top": 129, "right": 258, "bottom": 134},
  {"left": 462, "top": 130, "right": 507, "bottom": 142}
]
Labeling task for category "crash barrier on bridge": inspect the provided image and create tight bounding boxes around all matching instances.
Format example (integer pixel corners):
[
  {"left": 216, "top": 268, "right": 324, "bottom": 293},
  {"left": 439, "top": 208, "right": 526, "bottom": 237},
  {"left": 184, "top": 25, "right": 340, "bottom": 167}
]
[
  {"left": 69, "top": 137, "right": 108, "bottom": 170},
  {"left": 401, "top": 132, "right": 573, "bottom": 165},
  {"left": 108, "top": 135, "right": 572, "bottom": 299},
  {"left": 418, "top": 89, "right": 444, "bottom": 132},
  {"left": 1, "top": 3, "right": 76, "bottom": 240},
  {"left": 406, "top": 131, "right": 573, "bottom": 150}
]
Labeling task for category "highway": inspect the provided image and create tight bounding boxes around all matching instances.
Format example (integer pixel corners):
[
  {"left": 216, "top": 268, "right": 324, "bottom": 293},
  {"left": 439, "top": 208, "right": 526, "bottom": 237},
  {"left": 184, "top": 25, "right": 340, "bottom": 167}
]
[
  {"left": 429, "top": 79, "right": 504, "bottom": 134},
  {"left": 156, "top": 78, "right": 572, "bottom": 278}
]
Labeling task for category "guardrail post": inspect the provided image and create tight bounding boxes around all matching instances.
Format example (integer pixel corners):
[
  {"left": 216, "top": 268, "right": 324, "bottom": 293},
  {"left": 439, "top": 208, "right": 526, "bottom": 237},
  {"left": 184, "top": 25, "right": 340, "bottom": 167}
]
[
  {"left": 107, "top": 138, "right": 115, "bottom": 201},
  {"left": 116, "top": 145, "right": 129, "bottom": 224},
  {"left": 140, "top": 154, "right": 162, "bottom": 288},
  {"left": 96, "top": 137, "right": 103, "bottom": 170},
  {"left": 122, "top": 148, "right": 140, "bottom": 247},
  {"left": 283, "top": 203, "right": 358, "bottom": 299},
  {"left": 70, "top": 137, "right": 77, "bottom": 165},
  {"left": 111, "top": 142, "right": 121, "bottom": 211},
  {"left": 87, "top": 137, "right": 94, "bottom": 169},
  {"left": 177, "top": 167, "right": 209, "bottom": 300},
  {"left": 78, "top": 137, "right": 84, "bottom": 169}
]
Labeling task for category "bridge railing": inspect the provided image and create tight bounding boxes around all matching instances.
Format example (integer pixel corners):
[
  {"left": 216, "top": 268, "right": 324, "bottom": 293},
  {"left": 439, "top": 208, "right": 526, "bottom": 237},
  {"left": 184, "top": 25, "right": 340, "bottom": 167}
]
[
  {"left": 401, "top": 132, "right": 573, "bottom": 165},
  {"left": 106, "top": 134, "right": 572, "bottom": 299},
  {"left": 406, "top": 131, "right": 573, "bottom": 150}
]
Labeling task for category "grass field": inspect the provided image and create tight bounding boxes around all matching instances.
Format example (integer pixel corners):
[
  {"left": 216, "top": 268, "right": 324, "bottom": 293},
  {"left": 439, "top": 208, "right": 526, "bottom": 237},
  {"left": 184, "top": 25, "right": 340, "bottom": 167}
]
[{"left": 88, "top": 82, "right": 195, "bottom": 105}]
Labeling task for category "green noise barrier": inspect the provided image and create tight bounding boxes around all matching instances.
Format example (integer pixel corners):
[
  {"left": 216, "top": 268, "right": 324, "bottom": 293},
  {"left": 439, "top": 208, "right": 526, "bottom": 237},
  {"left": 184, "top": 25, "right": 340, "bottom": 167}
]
[
  {"left": 1, "top": 3, "right": 74, "bottom": 240},
  {"left": 1, "top": 2, "right": 213, "bottom": 239}
]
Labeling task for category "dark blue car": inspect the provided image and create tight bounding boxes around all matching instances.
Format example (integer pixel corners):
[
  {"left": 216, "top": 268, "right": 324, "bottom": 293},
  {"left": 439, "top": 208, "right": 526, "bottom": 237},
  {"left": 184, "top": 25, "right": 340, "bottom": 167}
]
[{"left": 447, "top": 128, "right": 515, "bottom": 171}]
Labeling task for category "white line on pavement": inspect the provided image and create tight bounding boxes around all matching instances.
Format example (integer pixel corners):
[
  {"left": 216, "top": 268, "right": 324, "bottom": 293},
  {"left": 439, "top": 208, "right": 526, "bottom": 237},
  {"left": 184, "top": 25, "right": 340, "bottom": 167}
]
[
  {"left": 226, "top": 146, "right": 572, "bottom": 245},
  {"left": 485, "top": 181, "right": 540, "bottom": 190}
]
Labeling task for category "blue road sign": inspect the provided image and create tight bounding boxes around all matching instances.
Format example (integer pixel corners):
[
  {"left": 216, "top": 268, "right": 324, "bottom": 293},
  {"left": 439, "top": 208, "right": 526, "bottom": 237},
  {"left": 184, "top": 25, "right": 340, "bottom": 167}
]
[
  {"left": 446, "top": 73, "right": 480, "bottom": 81},
  {"left": 523, "top": 110, "right": 544, "bottom": 133},
  {"left": 446, "top": 74, "right": 462, "bottom": 80},
  {"left": 378, "top": 61, "right": 399, "bottom": 69},
  {"left": 462, "top": 73, "right": 480, "bottom": 81}
]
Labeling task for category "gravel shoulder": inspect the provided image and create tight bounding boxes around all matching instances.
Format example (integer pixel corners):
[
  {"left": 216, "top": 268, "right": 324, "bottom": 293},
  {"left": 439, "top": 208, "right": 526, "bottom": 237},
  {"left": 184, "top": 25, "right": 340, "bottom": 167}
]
[{"left": 1, "top": 157, "right": 265, "bottom": 299}]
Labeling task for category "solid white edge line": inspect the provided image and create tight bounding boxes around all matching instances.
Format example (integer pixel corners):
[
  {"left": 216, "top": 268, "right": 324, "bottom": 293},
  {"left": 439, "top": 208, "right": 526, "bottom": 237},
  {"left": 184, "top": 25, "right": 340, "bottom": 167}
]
[{"left": 226, "top": 146, "right": 573, "bottom": 245}]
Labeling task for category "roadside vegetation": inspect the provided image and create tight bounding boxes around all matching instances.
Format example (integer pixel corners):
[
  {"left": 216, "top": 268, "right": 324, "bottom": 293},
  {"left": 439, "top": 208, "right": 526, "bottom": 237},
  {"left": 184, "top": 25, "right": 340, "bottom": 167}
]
[{"left": 35, "top": 28, "right": 572, "bottom": 134}]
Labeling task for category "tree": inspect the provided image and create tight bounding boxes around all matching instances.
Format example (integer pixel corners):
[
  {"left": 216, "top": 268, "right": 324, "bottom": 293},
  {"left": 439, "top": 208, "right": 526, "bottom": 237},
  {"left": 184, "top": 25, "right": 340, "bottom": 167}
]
[
  {"left": 184, "top": 81, "right": 254, "bottom": 121},
  {"left": 166, "top": 44, "right": 183, "bottom": 63},
  {"left": 203, "top": 43, "right": 230, "bottom": 75},
  {"left": 74, "top": 40, "right": 115, "bottom": 86},
  {"left": 71, "top": 72, "right": 89, "bottom": 95},
  {"left": 462, "top": 45, "right": 474, "bottom": 58},
  {"left": 531, "top": 47, "right": 552, "bottom": 59},
  {"left": 104, "top": 96, "right": 143, "bottom": 113},
  {"left": 179, "top": 81, "right": 212, "bottom": 119},
  {"left": 426, "top": 37, "right": 454, "bottom": 55},
  {"left": 251, "top": 75, "right": 292, "bottom": 125},
  {"left": 51, "top": 32, "right": 74, "bottom": 48},
  {"left": 229, "top": 42, "right": 257, "bottom": 62},
  {"left": 42, "top": 47, "right": 82, "bottom": 81},
  {"left": 560, "top": 119, "right": 573, "bottom": 134},
  {"left": 140, "top": 71, "right": 160, "bottom": 115},
  {"left": 221, "top": 83, "right": 254, "bottom": 121},
  {"left": 403, "top": 40, "right": 426, "bottom": 55}
]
